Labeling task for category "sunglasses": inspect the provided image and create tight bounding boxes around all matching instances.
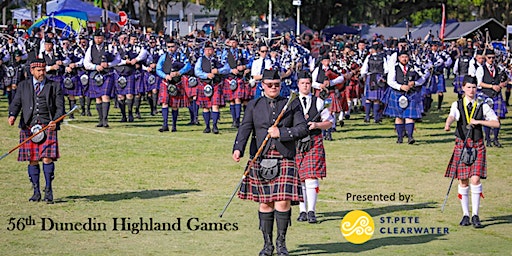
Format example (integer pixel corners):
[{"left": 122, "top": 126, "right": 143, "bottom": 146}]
[
  {"left": 487, "top": 56, "right": 495, "bottom": 59},
  {"left": 260, "top": 50, "right": 268, "bottom": 53},
  {"left": 167, "top": 45, "right": 176, "bottom": 48},
  {"left": 265, "top": 82, "right": 280, "bottom": 88}
]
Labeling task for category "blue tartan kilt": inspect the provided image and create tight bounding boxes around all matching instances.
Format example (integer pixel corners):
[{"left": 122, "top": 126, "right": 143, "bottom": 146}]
[
  {"left": 86, "top": 70, "right": 115, "bottom": 98},
  {"left": 222, "top": 77, "right": 245, "bottom": 101},
  {"left": 445, "top": 138, "right": 486, "bottom": 180},
  {"left": 62, "top": 74, "right": 83, "bottom": 96},
  {"left": 47, "top": 74, "right": 63, "bottom": 89},
  {"left": 134, "top": 70, "right": 145, "bottom": 94},
  {"left": 477, "top": 91, "right": 508, "bottom": 118},
  {"left": 364, "top": 76, "right": 386, "bottom": 101},
  {"left": 453, "top": 75, "right": 464, "bottom": 95},
  {"left": 295, "top": 134, "right": 327, "bottom": 181},
  {"left": 428, "top": 74, "right": 446, "bottom": 94},
  {"left": 239, "top": 149, "right": 303, "bottom": 204},
  {"left": 279, "top": 80, "right": 292, "bottom": 98},
  {"left": 144, "top": 71, "right": 161, "bottom": 92},
  {"left": 18, "top": 127, "right": 59, "bottom": 162},
  {"left": 383, "top": 89, "right": 422, "bottom": 119},
  {"left": 197, "top": 81, "right": 224, "bottom": 108},
  {"left": 114, "top": 71, "right": 136, "bottom": 95}
]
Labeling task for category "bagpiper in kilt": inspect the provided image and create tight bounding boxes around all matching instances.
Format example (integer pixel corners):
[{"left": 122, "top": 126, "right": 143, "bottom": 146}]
[
  {"left": 444, "top": 75, "right": 500, "bottom": 228},
  {"left": 182, "top": 38, "right": 201, "bottom": 125},
  {"left": 222, "top": 38, "right": 252, "bottom": 128},
  {"left": 384, "top": 50, "right": 430, "bottom": 144},
  {"left": 2, "top": 50, "right": 26, "bottom": 105},
  {"left": 425, "top": 41, "right": 452, "bottom": 111},
  {"left": 128, "top": 34, "right": 148, "bottom": 119},
  {"left": 361, "top": 43, "right": 388, "bottom": 123},
  {"left": 156, "top": 38, "right": 191, "bottom": 132},
  {"left": 194, "top": 41, "right": 229, "bottom": 134},
  {"left": 475, "top": 48, "right": 508, "bottom": 148},
  {"left": 232, "top": 69, "right": 309, "bottom": 256},
  {"left": 70, "top": 36, "right": 91, "bottom": 116},
  {"left": 143, "top": 36, "right": 163, "bottom": 116},
  {"left": 452, "top": 48, "right": 472, "bottom": 99},
  {"left": 83, "top": 30, "right": 120, "bottom": 128},
  {"left": 39, "top": 37, "right": 69, "bottom": 112},
  {"left": 295, "top": 71, "right": 334, "bottom": 224},
  {"left": 8, "top": 58, "right": 65, "bottom": 204},
  {"left": 250, "top": 44, "right": 272, "bottom": 101},
  {"left": 60, "top": 37, "right": 81, "bottom": 119}
]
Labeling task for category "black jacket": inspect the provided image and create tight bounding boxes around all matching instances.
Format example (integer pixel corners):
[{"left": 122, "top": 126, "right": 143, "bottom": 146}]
[
  {"left": 8, "top": 78, "right": 65, "bottom": 129},
  {"left": 233, "top": 96, "right": 308, "bottom": 159}
]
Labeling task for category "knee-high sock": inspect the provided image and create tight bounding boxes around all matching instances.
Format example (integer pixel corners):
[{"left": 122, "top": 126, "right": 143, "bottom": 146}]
[
  {"left": 86, "top": 97, "right": 92, "bottom": 111},
  {"left": 161, "top": 107, "right": 169, "bottom": 127},
  {"left": 470, "top": 184, "right": 482, "bottom": 216},
  {"left": 193, "top": 100, "right": 199, "bottom": 122},
  {"left": 148, "top": 95, "right": 154, "bottom": 113},
  {"left": 258, "top": 211, "right": 274, "bottom": 233},
  {"left": 505, "top": 91, "right": 510, "bottom": 104},
  {"left": 373, "top": 102, "right": 380, "bottom": 122},
  {"left": 118, "top": 99, "right": 126, "bottom": 118},
  {"left": 134, "top": 97, "right": 141, "bottom": 114},
  {"left": 438, "top": 94, "right": 444, "bottom": 109},
  {"left": 203, "top": 111, "right": 211, "bottom": 129},
  {"left": 188, "top": 102, "right": 194, "bottom": 121},
  {"left": 28, "top": 164, "right": 40, "bottom": 186},
  {"left": 364, "top": 102, "right": 371, "bottom": 120},
  {"left": 42, "top": 162, "right": 55, "bottom": 190},
  {"left": 126, "top": 98, "right": 134, "bottom": 115},
  {"left": 234, "top": 104, "right": 242, "bottom": 124},
  {"left": 395, "top": 123, "right": 405, "bottom": 139},
  {"left": 6, "top": 90, "right": 12, "bottom": 105},
  {"left": 151, "top": 94, "right": 158, "bottom": 112},
  {"left": 229, "top": 105, "right": 235, "bottom": 122},
  {"left": 347, "top": 101, "right": 352, "bottom": 115},
  {"left": 79, "top": 97, "right": 85, "bottom": 112},
  {"left": 405, "top": 123, "right": 415, "bottom": 139},
  {"left": 96, "top": 103, "right": 103, "bottom": 122},
  {"left": 69, "top": 99, "right": 76, "bottom": 112},
  {"left": 299, "top": 184, "right": 307, "bottom": 213},
  {"left": 305, "top": 179, "right": 319, "bottom": 212},
  {"left": 171, "top": 109, "right": 179, "bottom": 128},
  {"left": 275, "top": 209, "right": 291, "bottom": 235},
  {"left": 483, "top": 126, "right": 491, "bottom": 141},
  {"left": 212, "top": 111, "right": 220, "bottom": 128},
  {"left": 458, "top": 185, "right": 470, "bottom": 216},
  {"left": 493, "top": 127, "right": 500, "bottom": 141},
  {"left": 102, "top": 102, "right": 110, "bottom": 123}
]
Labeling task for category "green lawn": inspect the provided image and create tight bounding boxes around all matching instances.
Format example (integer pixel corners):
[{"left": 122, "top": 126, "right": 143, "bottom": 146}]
[{"left": 0, "top": 89, "right": 511, "bottom": 256}]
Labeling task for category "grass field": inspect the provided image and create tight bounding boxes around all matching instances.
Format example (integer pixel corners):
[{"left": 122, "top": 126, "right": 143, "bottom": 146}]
[{"left": 0, "top": 88, "right": 511, "bottom": 256}]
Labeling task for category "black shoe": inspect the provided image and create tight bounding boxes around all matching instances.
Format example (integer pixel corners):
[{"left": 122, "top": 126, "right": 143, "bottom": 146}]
[
  {"left": 203, "top": 127, "right": 211, "bottom": 133},
  {"left": 276, "top": 234, "right": 288, "bottom": 256},
  {"left": 212, "top": 126, "right": 219, "bottom": 134},
  {"left": 103, "top": 123, "right": 109, "bottom": 128},
  {"left": 459, "top": 215, "right": 471, "bottom": 226},
  {"left": 374, "top": 119, "right": 382, "bottom": 124},
  {"left": 186, "top": 121, "right": 195, "bottom": 126},
  {"left": 307, "top": 211, "right": 317, "bottom": 224},
  {"left": 43, "top": 188, "right": 54, "bottom": 204},
  {"left": 345, "top": 114, "right": 351, "bottom": 120},
  {"left": 171, "top": 127, "right": 177, "bottom": 132},
  {"left": 259, "top": 233, "right": 274, "bottom": 256},
  {"left": 96, "top": 122, "right": 104, "bottom": 127},
  {"left": 396, "top": 137, "right": 403, "bottom": 144},
  {"left": 486, "top": 140, "right": 493, "bottom": 147},
  {"left": 128, "top": 115, "right": 134, "bottom": 122},
  {"left": 86, "top": 111, "right": 92, "bottom": 116},
  {"left": 339, "top": 120, "right": 344, "bottom": 127},
  {"left": 471, "top": 215, "right": 483, "bottom": 228},
  {"left": 408, "top": 137, "right": 416, "bottom": 144},
  {"left": 493, "top": 140, "right": 503, "bottom": 148},
  {"left": 416, "top": 118, "right": 423, "bottom": 123},
  {"left": 364, "top": 118, "right": 370, "bottom": 123},
  {"left": 80, "top": 111, "right": 86, "bottom": 116},
  {"left": 231, "top": 121, "right": 237, "bottom": 128},
  {"left": 159, "top": 126, "right": 169, "bottom": 132},
  {"left": 297, "top": 212, "right": 308, "bottom": 222},
  {"left": 29, "top": 190, "right": 41, "bottom": 202},
  {"left": 120, "top": 116, "right": 127, "bottom": 123},
  {"left": 68, "top": 114, "right": 75, "bottom": 120},
  {"left": 136, "top": 113, "right": 141, "bottom": 119}
]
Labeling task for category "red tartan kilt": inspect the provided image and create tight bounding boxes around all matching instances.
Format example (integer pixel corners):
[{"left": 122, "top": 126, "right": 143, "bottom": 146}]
[
  {"left": 222, "top": 78, "right": 245, "bottom": 101},
  {"left": 329, "top": 91, "right": 347, "bottom": 113},
  {"left": 18, "top": 127, "right": 59, "bottom": 162},
  {"left": 445, "top": 138, "right": 487, "bottom": 180},
  {"left": 344, "top": 85, "right": 359, "bottom": 99},
  {"left": 238, "top": 149, "right": 303, "bottom": 204},
  {"left": 184, "top": 76, "right": 199, "bottom": 98},
  {"left": 295, "top": 134, "right": 327, "bottom": 181},
  {"left": 158, "top": 78, "right": 190, "bottom": 107},
  {"left": 246, "top": 84, "right": 256, "bottom": 100},
  {"left": 197, "top": 81, "right": 224, "bottom": 108}
]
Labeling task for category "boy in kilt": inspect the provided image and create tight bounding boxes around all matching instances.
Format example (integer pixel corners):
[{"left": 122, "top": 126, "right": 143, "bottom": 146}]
[
  {"left": 195, "top": 41, "right": 229, "bottom": 134},
  {"left": 444, "top": 75, "right": 500, "bottom": 228},
  {"left": 295, "top": 71, "right": 334, "bottom": 224},
  {"left": 232, "top": 70, "right": 308, "bottom": 256},
  {"left": 8, "top": 59, "right": 65, "bottom": 203},
  {"left": 475, "top": 49, "right": 508, "bottom": 148},
  {"left": 156, "top": 39, "right": 191, "bottom": 132},
  {"left": 83, "top": 30, "right": 120, "bottom": 128},
  {"left": 384, "top": 50, "right": 430, "bottom": 144},
  {"left": 360, "top": 43, "right": 388, "bottom": 123}
]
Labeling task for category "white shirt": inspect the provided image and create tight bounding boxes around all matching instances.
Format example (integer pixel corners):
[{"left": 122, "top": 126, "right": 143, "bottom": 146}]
[
  {"left": 250, "top": 57, "right": 272, "bottom": 79},
  {"left": 311, "top": 65, "right": 345, "bottom": 90},
  {"left": 387, "top": 63, "right": 430, "bottom": 90},
  {"left": 448, "top": 97, "right": 498, "bottom": 122},
  {"left": 299, "top": 94, "right": 334, "bottom": 125}
]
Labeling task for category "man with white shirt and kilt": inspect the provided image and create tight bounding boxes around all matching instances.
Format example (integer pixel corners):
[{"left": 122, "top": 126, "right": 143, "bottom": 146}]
[
  {"left": 232, "top": 69, "right": 308, "bottom": 256},
  {"left": 452, "top": 48, "right": 472, "bottom": 100},
  {"left": 295, "top": 71, "right": 334, "bottom": 224},
  {"left": 156, "top": 38, "right": 191, "bottom": 132},
  {"left": 71, "top": 36, "right": 90, "bottom": 116},
  {"left": 475, "top": 49, "right": 508, "bottom": 148},
  {"left": 143, "top": 36, "right": 163, "bottom": 116},
  {"left": 195, "top": 41, "right": 229, "bottom": 134},
  {"left": 384, "top": 50, "right": 430, "bottom": 144},
  {"left": 250, "top": 44, "right": 272, "bottom": 100},
  {"left": 83, "top": 30, "right": 120, "bottom": 128},
  {"left": 361, "top": 43, "right": 388, "bottom": 123},
  {"left": 61, "top": 37, "right": 82, "bottom": 119},
  {"left": 444, "top": 75, "right": 500, "bottom": 228},
  {"left": 128, "top": 34, "right": 148, "bottom": 119},
  {"left": 425, "top": 41, "right": 452, "bottom": 111},
  {"left": 222, "top": 37, "right": 251, "bottom": 128},
  {"left": 39, "top": 36, "right": 69, "bottom": 101},
  {"left": 8, "top": 59, "right": 65, "bottom": 203}
]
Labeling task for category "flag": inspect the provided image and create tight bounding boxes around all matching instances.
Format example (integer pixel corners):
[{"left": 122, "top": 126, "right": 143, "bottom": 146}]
[{"left": 439, "top": 3, "right": 446, "bottom": 42}]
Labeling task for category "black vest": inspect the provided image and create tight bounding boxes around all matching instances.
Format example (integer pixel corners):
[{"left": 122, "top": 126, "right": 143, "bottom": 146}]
[
  {"left": 305, "top": 96, "right": 322, "bottom": 136},
  {"left": 457, "top": 55, "right": 471, "bottom": 76},
  {"left": 368, "top": 54, "right": 385, "bottom": 74},
  {"left": 201, "top": 56, "right": 220, "bottom": 83},
  {"left": 316, "top": 67, "right": 327, "bottom": 83},
  {"left": 481, "top": 64, "right": 499, "bottom": 97},
  {"left": 31, "top": 84, "right": 51, "bottom": 126},
  {"left": 454, "top": 99, "right": 483, "bottom": 141},
  {"left": 394, "top": 64, "right": 419, "bottom": 86},
  {"left": 90, "top": 44, "right": 113, "bottom": 65}
]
